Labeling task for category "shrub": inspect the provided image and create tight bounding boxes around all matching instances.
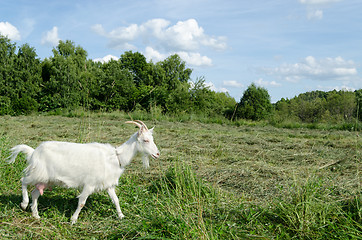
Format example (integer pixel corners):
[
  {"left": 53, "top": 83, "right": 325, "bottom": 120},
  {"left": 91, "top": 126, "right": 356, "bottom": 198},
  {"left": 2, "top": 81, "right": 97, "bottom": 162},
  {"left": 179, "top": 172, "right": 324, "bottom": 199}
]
[{"left": 236, "top": 83, "right": 272, "bottom": 120}]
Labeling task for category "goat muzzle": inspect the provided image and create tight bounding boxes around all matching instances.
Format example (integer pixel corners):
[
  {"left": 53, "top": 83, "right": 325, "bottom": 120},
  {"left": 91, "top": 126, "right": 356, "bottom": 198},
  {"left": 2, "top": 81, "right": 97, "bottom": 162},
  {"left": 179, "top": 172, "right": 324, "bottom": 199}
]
[{"left": 151, "top": 152, "right": 160, "bottom": 159}]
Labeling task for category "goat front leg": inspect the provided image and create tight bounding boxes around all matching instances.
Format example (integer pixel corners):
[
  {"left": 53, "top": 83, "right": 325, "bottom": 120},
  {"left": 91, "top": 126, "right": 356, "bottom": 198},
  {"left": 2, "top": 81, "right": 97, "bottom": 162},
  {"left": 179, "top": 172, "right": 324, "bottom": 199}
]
[
  {"left": 107, "top": 187, "right": 125, "bottom": 219},
  {"left": 30, "top": 188, "right": 41, "bottom": 219},
  {"left": 71, "top": 186, "right": 94, "bottom": 225}
]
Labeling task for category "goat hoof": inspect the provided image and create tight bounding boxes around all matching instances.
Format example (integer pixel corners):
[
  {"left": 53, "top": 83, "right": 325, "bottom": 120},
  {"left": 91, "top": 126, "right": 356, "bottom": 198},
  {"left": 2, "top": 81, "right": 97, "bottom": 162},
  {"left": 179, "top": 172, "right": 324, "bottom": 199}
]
[
  {"left": 32, "top": 214, "right": 40, "bottom": 219},
  {"left": 20, "top": 202, "right": 28, "bottom": 210}
]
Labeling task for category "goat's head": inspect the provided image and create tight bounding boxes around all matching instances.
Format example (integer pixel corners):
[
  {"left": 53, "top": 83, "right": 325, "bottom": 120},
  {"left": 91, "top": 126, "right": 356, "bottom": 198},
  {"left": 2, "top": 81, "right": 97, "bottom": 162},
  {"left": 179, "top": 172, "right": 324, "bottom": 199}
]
[{"left": 126, "top": 120, "right": 160, "bottom": 168}]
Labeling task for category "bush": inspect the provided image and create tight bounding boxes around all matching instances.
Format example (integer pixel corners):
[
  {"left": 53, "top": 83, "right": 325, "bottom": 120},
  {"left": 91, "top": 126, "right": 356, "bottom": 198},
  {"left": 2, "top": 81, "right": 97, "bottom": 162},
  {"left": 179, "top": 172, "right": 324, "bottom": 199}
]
[
  {"left": 12, "top": 96, "right": 38, "bottom": 115},
  {"left": 236, "top": 83, "right": 272, "bottom": 120}
]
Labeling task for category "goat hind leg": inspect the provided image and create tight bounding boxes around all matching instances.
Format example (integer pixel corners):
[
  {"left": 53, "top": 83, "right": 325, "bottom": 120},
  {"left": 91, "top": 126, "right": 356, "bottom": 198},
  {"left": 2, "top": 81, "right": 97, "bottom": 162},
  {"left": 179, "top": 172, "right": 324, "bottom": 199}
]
[
  {"left": 107, "top": 187, "right": 125, "bottom": 219},
  {"left": 70, "top": 186, "right": 93, "bottom": 224},
  {"left": 20, "top": 178, "right": 29, "bottom": 210},
  {"left": 30, "top": 188, "right": 41, "bottom": 219}
]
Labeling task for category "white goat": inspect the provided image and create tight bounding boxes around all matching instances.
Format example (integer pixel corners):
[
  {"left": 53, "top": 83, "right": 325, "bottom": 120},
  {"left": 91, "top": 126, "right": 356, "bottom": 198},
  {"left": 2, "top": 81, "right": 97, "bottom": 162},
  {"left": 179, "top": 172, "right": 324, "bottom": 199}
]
[{"left": 7, "top": 120, "right": 159, "bottom": 224}]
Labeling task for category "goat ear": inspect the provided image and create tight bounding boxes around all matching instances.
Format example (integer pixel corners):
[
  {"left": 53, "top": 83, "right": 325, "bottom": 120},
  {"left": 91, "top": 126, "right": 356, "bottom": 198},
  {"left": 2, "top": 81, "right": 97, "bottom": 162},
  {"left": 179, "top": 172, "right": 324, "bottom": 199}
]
[{"left": 149, "top": 127, "right": 155, "bottom": 134}]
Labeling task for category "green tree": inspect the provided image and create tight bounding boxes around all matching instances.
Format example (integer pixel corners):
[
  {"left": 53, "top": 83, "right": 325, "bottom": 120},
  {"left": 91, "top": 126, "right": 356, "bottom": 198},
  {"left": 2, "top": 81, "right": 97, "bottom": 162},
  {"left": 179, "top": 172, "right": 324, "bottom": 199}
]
[
  {"left": 0, "top": 36, "right": 41, "bottom": 115},
  {"left": 93, "top": 59, "right": 136, "bottom": 111},
  {"left": 236, "top": 83, "right": 272, "bottom": 120},
  {"left": 274, "top": 89, "right": 359, "bottom": 124},
  {"left": 212, "top": 91, "right": 237, "bottom": 117},
  {"left": 159, "top": 54, "right": 192, "bottom": 91},
  {"left": 356, "top": 89, "right": 362, "bottom": 121},
  {"left": 12, "top": 44, "right": 41, "bottom": 114},
  {"left": 326, "top": 90, "right": 355, "bottom": 121},
  {"left": 189, "top": 77, "right": 211, "bottom": 113},
  {"left": 0, "top": 36, "right": 16, "bottom": 114},
  {"left": 189, "top": 77, "right": 236, "bottom": 116},
  {"left": 297, "top": 97, "right": 326, "bottom": 123},
  {"left": 119, "top": 51, "right": 150, "bottom": 86},
  {"left": 156, "top": 54, "right": 192, "bottom": 112},
  {"left": 146, "top": 62, "right": 168, "bottom": 111},
  {"left": 39, "top": 40, "right": 89, "bottom": 111},
  {"left": 165, "top": 81, "right": 192, "bottom": 113}
]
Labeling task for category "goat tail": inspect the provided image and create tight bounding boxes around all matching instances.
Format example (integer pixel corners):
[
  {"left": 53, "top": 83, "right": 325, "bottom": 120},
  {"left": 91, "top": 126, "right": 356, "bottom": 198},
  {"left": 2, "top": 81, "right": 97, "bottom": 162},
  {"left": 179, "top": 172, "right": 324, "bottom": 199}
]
[{"left": 7, "top": 144, "right": 35, "bottom": 164}]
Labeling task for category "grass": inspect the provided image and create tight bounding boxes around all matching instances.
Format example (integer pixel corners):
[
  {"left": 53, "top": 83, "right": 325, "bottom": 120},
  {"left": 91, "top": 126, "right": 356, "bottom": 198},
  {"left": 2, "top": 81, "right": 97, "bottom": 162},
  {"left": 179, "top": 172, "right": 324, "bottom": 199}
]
[{"left": 0, "top": 111, "right": 360, "bottom": 239}]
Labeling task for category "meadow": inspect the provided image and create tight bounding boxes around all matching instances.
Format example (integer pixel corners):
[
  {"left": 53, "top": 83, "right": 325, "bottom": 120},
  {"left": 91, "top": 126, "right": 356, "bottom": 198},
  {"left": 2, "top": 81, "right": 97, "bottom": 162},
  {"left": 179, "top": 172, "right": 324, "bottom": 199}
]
[{"left": 0, "top": 111, "right": 360, "bottom": 239}]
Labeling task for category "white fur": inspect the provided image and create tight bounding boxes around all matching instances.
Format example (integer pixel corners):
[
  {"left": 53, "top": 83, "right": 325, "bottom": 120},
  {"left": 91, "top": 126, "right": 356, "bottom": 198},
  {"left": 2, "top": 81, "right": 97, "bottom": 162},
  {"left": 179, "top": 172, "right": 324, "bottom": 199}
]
[{"left": 7, "top": 121, "right": 159, "bottom": 224}]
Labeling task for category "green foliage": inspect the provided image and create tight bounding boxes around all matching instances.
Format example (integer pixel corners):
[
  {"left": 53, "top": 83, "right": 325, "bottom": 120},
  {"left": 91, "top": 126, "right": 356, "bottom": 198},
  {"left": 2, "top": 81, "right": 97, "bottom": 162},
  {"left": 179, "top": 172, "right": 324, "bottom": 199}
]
[
  {"left": 119, "top": 51, "right": 150, "bottom": 86},
  {"left": 39, "top": 40, "right": 89, "bottom": 111},
  {"left": 0, "top": 37, "right": 16, "bottom": 100},
  {"left": 356, "top": 89, "right": 362, "bottom": 121},
  {"left": 190, "top": 77, "right": 236, "bottom": 116},
  {"left": 159, "top": 54, "right": 192, "bottom": 90},
  {"left": 274, "top": 89, "right": 359, "bottom": 125},
  {"left": 236, "top": 83, "right": 272, "bottom": 120},
  {"left": 93, "top": 59, "right": 136, "bottom": 111},
  {"left": 0, "top": 36, "right": 42, "bottom": 115},
  {"left": 0, "top": 35, "right": 361, "bottom": 128},
  {"left": 0, "top": 96, "right": 12, "bottom": 115}
]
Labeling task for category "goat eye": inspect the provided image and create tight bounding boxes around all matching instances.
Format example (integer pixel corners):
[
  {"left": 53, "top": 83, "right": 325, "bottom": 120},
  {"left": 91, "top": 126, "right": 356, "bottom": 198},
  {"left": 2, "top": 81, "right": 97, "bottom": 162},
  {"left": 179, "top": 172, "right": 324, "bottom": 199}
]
[{"left": 143, "top": 139, "right": 150, "bottom": 143}]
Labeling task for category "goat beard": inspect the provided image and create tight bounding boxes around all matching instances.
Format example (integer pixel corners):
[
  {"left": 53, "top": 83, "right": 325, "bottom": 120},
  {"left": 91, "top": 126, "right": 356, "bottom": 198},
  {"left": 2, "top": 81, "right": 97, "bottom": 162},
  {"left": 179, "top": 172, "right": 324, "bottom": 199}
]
[{"left": 142, "top": 155, "right": 150, "bottom": 169}]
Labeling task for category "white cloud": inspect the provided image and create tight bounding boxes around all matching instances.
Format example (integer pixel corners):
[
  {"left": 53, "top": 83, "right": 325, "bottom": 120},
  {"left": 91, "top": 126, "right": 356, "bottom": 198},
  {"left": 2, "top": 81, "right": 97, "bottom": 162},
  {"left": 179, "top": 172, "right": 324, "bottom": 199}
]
[
  {"left": 142, "top": 18, "right": 170, "bottom": 37},
  {"left": 262, "top": 56, "right": 358, "bottom": 82},
  {"left": 92, "top": 18, "right": 227, "bottom": 52},
  {"left": 93, "top": 54, "right": 119, "bottom": 63},
  {"left": 204, "top": 82, "right": 229, "bottom": 93},
  {"left": 91, "top": 24, "right": 138, "bottom": 50},
  {"left": 41, "top": 26, "right": 60, "bottom": 46},
  {"left": 0, "top": 22, "right": 21, "bottom": 40},
  {"left": 223, "top": 80, "right": 244, "bottom": 88},
  {"left": 144, "top": 46, "right": 167, "bottom": 63},
  {"left": 219, "top": 88, "right": 229, "bottom": 93},
  {"left": 255, "top": 78, "right": 281, "bottom": 87},
  {"left": 159, "top": 19, "right": 227, "bottom": 52},
  {"left": 317, "top": 85, "right": 356, "bottom": 92},
  {"left": 91, "top": 24, "right": 107, "bottom": 36},
  {"left": 177, "top": 52, "right": 212, "bottom": 67},
  {"left": 163, "top": 19, "right": 204, "bottom": 51},
  {"left": 144, "top": 46, "right": 212, "bottom": 67},
  {"left": 92, "top": 18, "right": 226, "bottom": 67},
  {"left": 205, "top": 82, "right": 216, "bottom": 91}
]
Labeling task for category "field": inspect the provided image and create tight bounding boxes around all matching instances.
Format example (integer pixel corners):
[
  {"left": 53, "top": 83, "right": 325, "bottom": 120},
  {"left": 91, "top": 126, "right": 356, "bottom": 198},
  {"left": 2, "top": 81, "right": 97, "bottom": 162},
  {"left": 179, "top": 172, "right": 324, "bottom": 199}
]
[{"left": 0, "top": 112, "right": 361, "bottom": 239}]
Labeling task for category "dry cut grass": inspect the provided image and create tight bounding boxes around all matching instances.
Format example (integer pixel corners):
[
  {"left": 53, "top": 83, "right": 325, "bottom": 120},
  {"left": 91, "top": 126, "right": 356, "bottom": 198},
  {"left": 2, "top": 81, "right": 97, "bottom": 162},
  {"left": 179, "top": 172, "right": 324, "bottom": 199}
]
[{"left": 0, "top": 112, "right": 360, "bottom": 239}]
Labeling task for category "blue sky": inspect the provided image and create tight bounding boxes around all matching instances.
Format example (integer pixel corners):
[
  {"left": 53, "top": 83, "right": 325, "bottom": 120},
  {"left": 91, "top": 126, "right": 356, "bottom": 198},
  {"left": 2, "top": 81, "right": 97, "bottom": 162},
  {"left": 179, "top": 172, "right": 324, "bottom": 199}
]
[{"left": 1, "top": 0, "right": 361, "bottom": 102}]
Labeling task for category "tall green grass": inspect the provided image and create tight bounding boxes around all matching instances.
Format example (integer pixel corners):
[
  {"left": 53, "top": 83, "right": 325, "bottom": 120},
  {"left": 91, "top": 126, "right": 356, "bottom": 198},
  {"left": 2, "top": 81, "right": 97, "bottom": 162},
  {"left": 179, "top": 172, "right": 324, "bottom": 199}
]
[
  {"left": 268, "top": 177, "right": 361, "bottom": 239},
  {"left": 147, "top": 162, "right": 224, "bottom": 239}
]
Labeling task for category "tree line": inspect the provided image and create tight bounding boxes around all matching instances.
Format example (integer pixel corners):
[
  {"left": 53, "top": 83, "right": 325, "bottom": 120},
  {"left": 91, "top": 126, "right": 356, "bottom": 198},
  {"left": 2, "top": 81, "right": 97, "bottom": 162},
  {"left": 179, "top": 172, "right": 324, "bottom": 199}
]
[
  {"left": 1, "top": 35, "right": 361, "bottom": 125},
  {"left": 0, "top": 36, "right": 236, "bottom": 116},
  {"left": 234, "top": 84, "right": 362, "bottom": 124},
  {"left": 274, "top": 89, "right": 362, "bottom": 124}
]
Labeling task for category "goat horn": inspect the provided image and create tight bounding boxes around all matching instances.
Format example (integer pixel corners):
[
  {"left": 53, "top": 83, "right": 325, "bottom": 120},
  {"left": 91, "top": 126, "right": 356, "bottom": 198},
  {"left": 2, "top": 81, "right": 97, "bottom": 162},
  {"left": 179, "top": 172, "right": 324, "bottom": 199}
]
[
  {"left": 134, "top": 120, "right": 148, "bottom": 131},
  {"left": 125, "top": 121, "right": 142, "bottom": 129}
]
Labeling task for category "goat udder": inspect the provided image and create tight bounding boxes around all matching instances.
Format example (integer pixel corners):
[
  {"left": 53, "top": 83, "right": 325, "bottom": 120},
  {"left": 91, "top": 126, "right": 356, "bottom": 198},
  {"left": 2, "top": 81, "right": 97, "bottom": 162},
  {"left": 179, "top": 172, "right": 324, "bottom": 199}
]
[{"left": 35, "top": 183, "right": 47, "bottom": 195}]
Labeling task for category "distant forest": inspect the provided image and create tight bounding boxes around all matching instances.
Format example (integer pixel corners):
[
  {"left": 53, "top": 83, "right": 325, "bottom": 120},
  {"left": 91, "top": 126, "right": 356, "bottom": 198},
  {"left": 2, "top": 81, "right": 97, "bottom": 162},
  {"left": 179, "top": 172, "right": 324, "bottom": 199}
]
[{"left": 1, "top": 36, "right": 361, "bottom": 125}]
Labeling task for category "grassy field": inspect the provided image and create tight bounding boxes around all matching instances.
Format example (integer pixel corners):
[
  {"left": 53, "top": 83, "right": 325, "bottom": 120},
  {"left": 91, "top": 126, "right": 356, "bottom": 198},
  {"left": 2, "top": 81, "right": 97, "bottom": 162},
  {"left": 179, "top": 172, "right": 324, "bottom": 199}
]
[{"left": 0, "top": 112, "right": 360, "bottom": 239}]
